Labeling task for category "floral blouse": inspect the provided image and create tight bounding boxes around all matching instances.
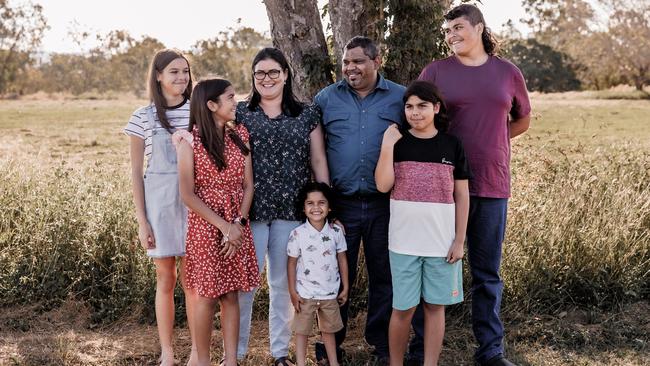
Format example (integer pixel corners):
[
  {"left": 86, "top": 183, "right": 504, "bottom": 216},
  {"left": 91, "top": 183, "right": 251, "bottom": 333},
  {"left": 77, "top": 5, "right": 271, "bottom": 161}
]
[{"left": 236, "top": 101, "right": 320, "bottom": 221}]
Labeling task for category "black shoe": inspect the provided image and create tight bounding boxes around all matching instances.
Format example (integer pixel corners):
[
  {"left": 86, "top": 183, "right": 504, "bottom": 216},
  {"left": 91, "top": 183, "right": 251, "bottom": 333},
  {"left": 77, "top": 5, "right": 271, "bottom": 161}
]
[
  {"left": 315, "top": 342, "right": 326, "bottom": 362},
  {"left": 371, "top": 355, "right": 390, "bottom": 366},
  {"left": 314, "top": 342, "right": 345, "bottom": 365},
  {"left": 482, "top": 355, "right": 516, "bottom": 366},
  {"left": 404, "top": 356, "right": 424, "bottom": 366},
  {"left": 273, "top": 356, "right": 295, "bottom": 366}
]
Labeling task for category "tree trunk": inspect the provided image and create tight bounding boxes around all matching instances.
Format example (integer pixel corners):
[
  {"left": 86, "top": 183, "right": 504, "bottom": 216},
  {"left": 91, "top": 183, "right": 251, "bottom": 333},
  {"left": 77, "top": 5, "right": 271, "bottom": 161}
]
[
  {"left": 383, "top": 0, "right": 451, "bottom": 85},
  {"left": 328, "top": 0, "right": 383, "bottom": 80},
  {"left": 264, "top": 0, "right": 333, "bottom": 101},
  {"left": 633, "top": 65, "right": 647, "bottom": 91}
]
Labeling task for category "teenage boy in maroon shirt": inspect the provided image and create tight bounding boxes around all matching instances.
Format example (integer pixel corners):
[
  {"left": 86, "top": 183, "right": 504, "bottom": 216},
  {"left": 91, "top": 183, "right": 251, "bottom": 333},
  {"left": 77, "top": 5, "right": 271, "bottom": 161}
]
[{"left": 419, "top": 4, "right": 531, "bottom": 366}]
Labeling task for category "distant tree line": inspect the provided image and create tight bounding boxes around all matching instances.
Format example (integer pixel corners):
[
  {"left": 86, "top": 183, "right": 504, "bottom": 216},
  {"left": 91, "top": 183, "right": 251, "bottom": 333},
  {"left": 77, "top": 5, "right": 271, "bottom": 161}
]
[
  {"left": 501, "top": 0, "right": 649, "bottom": 92},
  {"left": 1, "top": 0, "right": 648, "bottom": 97},
  {"left": 0, "top": 0, "right": 271, "bottom": 97}
]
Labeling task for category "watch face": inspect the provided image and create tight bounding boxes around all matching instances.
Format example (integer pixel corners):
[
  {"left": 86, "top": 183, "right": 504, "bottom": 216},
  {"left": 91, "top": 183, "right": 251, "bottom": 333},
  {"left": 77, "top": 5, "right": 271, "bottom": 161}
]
[{"left": 240, "top": 217, "right": 248, "bottom": 226}]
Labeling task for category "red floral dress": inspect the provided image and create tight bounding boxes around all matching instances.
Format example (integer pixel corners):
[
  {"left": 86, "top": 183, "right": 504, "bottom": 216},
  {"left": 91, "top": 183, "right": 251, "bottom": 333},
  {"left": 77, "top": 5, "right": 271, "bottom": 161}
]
[{"left": 185, "top": 124, "right": 260, "bottom": 298}]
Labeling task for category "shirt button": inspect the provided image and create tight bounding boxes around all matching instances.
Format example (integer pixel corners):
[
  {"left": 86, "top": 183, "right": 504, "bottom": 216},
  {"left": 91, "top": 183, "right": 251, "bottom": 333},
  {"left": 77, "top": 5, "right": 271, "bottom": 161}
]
[
  {"left": 361, "top": 159, "right": 364, "bottom": 162},
  {"left": 361, "top": 141, "right": 364, "bottom": 144},
  {"left": 361, "top": 178, "right": 366, "bottom": 181},
  {"left": 362, "top": 110, "right": 366, "bottom": 113}
]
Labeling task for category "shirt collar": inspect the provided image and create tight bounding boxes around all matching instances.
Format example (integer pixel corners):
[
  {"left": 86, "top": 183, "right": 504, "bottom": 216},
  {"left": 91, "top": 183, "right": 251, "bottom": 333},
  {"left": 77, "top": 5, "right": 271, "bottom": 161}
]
[
  {"left": 337, "top": 73, "right": 389, "bottom": 93},
  {"left": 305, "top": 219, "right": 332, "bottom": 236}
]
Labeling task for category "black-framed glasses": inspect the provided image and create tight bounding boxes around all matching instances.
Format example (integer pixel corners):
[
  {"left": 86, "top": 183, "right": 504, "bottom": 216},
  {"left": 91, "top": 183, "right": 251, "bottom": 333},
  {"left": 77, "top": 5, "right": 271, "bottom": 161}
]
[{"left": 253, "top": 69, "right": 281, "bottom": 80}]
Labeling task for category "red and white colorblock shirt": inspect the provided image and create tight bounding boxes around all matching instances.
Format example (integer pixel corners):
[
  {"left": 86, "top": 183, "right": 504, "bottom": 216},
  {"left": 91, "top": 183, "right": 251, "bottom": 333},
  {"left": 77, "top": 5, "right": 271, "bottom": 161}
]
[{"left": 389, "top": 130, "right": 471, "bottom": 257}]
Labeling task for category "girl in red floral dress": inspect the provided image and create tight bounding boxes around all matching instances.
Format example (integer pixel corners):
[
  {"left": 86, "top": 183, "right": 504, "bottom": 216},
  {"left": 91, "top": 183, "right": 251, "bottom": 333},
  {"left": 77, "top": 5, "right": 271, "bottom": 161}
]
[{"left": 176, "top": 78, "right": 260, "bottom": 366}]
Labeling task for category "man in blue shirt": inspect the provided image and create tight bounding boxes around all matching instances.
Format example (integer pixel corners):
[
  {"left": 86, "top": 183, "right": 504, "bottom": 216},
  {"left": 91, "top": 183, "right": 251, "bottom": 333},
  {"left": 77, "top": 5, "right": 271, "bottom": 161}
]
[{"left": 314, "top": 36, "right": 424, "bottom": 366}]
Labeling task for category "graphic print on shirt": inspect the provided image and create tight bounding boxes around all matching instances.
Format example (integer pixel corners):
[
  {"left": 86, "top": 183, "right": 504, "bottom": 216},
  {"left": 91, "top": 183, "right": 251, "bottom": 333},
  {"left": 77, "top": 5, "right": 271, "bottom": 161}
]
[{"left": 287, "top": 222, "right": 347, "bottom": 299}]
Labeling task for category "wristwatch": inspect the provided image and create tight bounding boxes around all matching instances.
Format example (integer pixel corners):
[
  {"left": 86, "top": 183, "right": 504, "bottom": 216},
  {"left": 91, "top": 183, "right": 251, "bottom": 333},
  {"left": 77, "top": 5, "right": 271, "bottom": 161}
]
[{"left": 234, "top": 216, "right": 248, "bottom": 226}]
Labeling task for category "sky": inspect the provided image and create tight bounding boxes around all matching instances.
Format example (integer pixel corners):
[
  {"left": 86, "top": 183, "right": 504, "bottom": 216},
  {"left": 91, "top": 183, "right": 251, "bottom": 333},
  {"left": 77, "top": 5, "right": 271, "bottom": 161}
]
[{"left": 25, "top": 0, "right": 530, "bottom": 53}]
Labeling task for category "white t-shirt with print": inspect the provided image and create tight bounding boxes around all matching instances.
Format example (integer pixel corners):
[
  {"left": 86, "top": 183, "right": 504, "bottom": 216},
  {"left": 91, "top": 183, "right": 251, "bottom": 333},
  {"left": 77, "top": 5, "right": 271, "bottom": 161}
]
[{"left": 287, "top": 220, "right": 347, "bottom": 300}]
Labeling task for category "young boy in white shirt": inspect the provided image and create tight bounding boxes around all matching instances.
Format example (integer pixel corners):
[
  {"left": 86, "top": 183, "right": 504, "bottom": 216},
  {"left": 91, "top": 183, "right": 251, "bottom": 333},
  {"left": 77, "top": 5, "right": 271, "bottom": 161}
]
[{"left": 287, "top": 182, "right": 349, "bottom": 366}]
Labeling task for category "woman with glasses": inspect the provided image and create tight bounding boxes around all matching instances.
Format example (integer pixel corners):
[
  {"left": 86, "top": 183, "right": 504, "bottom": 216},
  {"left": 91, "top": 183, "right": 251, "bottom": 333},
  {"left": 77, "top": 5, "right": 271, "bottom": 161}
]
[{"left": 234, "top": 47, "right": 329, "bottom": 366}]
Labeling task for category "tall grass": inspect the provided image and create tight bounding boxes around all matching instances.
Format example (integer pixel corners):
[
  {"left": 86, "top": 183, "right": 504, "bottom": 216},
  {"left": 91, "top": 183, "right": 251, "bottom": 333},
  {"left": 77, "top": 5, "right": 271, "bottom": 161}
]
[
  {"left": 505, "top": 144, "right": 650, "bottom": 312},
  {"left": 0, "top": 159, "right": 155, "bottom": 323},
  {"left": 1, "top": 97, "right": 649, "bottom": 323}
]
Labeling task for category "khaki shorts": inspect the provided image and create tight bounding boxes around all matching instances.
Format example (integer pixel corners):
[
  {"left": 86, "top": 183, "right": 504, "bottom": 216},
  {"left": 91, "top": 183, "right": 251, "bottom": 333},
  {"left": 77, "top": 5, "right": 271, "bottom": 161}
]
[{"left": 292, "top": 298, "right": 343, "bottom": 335}]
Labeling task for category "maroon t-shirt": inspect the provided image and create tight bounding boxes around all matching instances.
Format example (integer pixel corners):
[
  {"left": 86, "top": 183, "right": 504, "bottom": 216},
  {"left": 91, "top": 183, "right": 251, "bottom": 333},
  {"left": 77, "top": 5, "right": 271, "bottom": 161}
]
[{"left": 418, "top": 55, "right": 531, "bottom": 198}]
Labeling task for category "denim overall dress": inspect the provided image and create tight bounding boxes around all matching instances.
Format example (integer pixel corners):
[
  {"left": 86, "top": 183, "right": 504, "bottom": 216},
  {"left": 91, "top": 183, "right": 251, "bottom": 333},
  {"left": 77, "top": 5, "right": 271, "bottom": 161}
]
[{"left": 143, "top": 105, "right": 187, "bottom": 258}]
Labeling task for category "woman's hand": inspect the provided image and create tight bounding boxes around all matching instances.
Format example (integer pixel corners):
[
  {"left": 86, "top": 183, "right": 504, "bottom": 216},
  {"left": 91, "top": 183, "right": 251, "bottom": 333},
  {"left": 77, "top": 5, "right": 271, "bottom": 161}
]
[{"left": 138, "top": 222, "right": 155, "bottom": 250}]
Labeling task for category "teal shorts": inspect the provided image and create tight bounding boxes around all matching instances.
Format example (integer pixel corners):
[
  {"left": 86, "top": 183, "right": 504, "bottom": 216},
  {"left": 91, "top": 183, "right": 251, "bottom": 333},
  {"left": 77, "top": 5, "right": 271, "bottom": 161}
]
[{"left": 389, "top": 251, "right": 463, "bottom": 310}]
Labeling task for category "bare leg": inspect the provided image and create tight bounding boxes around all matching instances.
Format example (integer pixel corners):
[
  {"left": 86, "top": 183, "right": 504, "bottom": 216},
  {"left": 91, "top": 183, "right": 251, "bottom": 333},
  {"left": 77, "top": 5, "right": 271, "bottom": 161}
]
[
  {"left": 294, "top": 333, "right": 308, "bottom": 366},
  {"left": 180, "top": 258, "right": 198, "bottom": 366},
  {"left": 219, "top": 291, "right": 240, "bottom": 366},
  {"left": 193, "top": 294, "right": 218, "bottom": 366},
  {"left": 423, "top": 303, "right": 445, "bottom": 366},
  {"left": 389, "top": 307, "right": 416, "bottom": 366},
  {"left": 154, "top": 257, "right": 178, "bottom": 366},
  {"left": 322, "top": 332, "right": 339, "bottom": 366}
]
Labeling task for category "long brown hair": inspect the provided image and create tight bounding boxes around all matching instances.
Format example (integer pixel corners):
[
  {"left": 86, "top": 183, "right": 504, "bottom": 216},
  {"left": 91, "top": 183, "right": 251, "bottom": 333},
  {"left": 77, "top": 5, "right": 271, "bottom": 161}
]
[
  {"left": 147, "top": 49, "right": 193, "bottom": 133},
  {"left": 189, "top": 79, "right": 250, "bottom": 170},
  {"left": 444, "top": 4, "right": 500, "bottom": 56}
]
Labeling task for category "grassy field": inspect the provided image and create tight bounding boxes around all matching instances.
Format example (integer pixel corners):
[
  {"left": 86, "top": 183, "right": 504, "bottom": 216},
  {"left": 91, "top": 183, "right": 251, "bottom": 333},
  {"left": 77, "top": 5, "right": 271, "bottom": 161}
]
[{"left": 0, "top": 93, "right": 649, "bottom": 365}]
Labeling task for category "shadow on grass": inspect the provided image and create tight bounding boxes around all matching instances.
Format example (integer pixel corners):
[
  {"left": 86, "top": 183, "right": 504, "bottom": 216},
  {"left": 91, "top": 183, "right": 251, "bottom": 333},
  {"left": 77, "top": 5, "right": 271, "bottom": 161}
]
[{"left": 1, "top": 300, "right": 648, "bottom": 365}]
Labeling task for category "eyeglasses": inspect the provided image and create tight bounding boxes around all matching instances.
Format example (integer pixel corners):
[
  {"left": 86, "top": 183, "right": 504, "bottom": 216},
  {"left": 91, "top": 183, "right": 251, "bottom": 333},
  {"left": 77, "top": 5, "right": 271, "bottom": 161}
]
[{"left": 253, "top": 69, "right": 281, "bottom": 80}]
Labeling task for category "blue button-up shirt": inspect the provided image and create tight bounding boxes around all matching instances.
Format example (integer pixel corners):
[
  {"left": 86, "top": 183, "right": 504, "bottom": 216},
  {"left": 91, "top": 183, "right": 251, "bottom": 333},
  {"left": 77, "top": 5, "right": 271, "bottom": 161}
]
[{"left": 315, "top": 75, "right": 405, "bottom": 196}]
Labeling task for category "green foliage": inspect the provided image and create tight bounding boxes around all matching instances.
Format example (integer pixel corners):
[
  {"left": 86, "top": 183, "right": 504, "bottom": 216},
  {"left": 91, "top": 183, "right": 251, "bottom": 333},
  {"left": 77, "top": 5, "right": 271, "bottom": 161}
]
[
  {"left": 502, "top": 38, "right": 581, "bottom": 92},
  {"left": 0, "top": 0, "right": 48, "bottom": 94},
  {"left": 383, "top": 0, "right": 449, "bottom": 85},
  {"left": 521, "top": 0, "right": 650, "bottom": 90},
  {"left": 2, "top": 24, "right": 269, "bottom": 97},
  {"left": 191, "top": 26, "right": 272, "bottom": 93},
  {"left": 110, "top": 37, "right": 166, "bottom": 97}
]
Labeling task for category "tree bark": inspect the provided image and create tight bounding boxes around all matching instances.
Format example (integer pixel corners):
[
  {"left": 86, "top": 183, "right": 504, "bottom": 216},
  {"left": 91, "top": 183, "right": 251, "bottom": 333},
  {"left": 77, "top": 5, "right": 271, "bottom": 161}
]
[{"left": 263, "top": 0, "right": 333, "bottom": 101}]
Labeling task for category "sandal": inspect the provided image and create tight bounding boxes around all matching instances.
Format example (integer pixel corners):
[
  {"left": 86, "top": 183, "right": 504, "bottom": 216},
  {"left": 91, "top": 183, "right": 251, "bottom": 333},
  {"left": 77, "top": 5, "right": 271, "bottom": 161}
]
[{"left": 273, "top": 356, "right": 296, "bottom": 366}]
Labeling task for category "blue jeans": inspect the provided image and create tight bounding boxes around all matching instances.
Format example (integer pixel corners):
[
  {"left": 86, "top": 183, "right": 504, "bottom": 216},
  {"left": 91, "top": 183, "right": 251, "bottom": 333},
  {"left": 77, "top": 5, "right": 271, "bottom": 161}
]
[
  {"left": 467, "top": 197, "right": 508, "bottom": 363},
  {"left": 237, "top": 219, "right": 300, "bottom": 359},
  {"left": 334, "top": 195, "right": 424, "bottom": 359}
]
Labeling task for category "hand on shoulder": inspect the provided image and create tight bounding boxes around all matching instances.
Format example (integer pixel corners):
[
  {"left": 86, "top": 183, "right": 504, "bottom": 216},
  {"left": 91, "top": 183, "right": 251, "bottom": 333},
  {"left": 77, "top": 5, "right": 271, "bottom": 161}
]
[{"left": 172, "top": 129, "right": 193, "bottom": 147}]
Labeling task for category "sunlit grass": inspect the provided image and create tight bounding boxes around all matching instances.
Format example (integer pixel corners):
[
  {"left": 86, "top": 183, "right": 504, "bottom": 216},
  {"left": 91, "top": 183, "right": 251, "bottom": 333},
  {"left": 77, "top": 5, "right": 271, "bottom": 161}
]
[{"left": 0, "top": 95, "right": 648, "bottom": 326}]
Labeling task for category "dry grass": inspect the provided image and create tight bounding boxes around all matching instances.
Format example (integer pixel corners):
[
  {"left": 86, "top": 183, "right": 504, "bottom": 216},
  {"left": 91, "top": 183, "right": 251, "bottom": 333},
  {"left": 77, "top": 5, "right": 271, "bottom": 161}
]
[
  {"left": 0, "top": 298, "right": 647, "bottom": 365},
  {"left": 1, "top": 94, "right": 649, "bottom": 364}
]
